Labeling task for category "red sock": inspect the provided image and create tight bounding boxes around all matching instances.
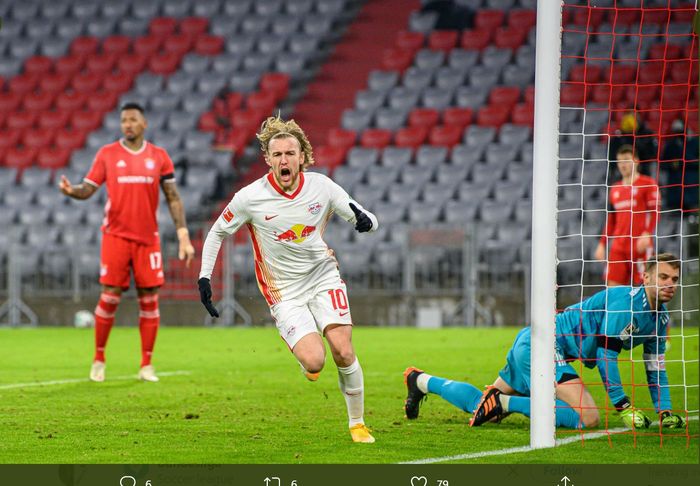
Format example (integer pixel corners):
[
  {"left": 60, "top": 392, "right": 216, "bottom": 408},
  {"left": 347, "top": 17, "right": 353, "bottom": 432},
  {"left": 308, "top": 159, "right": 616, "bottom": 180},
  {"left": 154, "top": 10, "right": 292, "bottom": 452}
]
[
  {"left": 94, "top": 292, "right": 121, "bottom": 363},
  {"left": 138, "top": 294, "right": 160, "bottom": 367}
]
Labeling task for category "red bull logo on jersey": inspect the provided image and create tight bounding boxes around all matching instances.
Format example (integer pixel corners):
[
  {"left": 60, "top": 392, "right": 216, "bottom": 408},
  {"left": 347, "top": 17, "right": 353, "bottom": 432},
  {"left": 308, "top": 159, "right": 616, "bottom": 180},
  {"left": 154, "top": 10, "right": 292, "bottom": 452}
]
[
  {"left": 222, "top": 208, "right": 234, "bottom": 223},
  {"left": 308, "top": 202, "right": 322, "bottom": 214},
  {"left": 275, "top": 224, "right": 316, "bottom": 243}
]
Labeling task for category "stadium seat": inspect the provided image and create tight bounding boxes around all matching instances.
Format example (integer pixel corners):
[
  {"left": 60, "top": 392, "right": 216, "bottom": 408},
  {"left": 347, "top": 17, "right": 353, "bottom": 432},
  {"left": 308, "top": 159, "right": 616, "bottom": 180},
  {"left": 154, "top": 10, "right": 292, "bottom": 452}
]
[
  {"left": 0, "top": 92, "right": 22, "bottom": 112},
  {"left": 23, "top": 128, "right": 54, "bottom": 151},
  {"left": 24, "top": 55, "right": 53, "bottom": 76},
  {"left": 429, "top": 125, "right": 462, "bottom": 148},
  {"left": 6, "top": 111, "right": 36, "bottom": 130},
  {"left": 460, "top": 29, "right": 491, "bottom": 50},
  {"left": 395, "top": 30, "right": 424, "bottom": 52},
  {"left": 511, "top": 103, "right": 534, "bottom": 126},
  {"left": 368, "top": 70, "right": 400, "bottom": 92},
  {"left": 395, "top": 126, "right": 428, "bottom": 149},
  {"left": 560, "top": 84, "right": 585, "bottom": 107},
  {"left": 5, "top": 147, "right": 37, "bottom": 170},
  {"left": 71, "top": 72, "right": 103, "bottom": 94},
  {"left": 347, "top": 147, "right": 379, "bottom": 169},
  {"left": 313, "top": 145, "right": 345, "bottom": 170},
  {"left": 360, "top": 129, "right": 393, "bottom": 149},
  {"left": 443, "top": 108, "right": 473, "bottom": 129},
  {"left": 477, "top": 106, "right": 510, "bottom": 128},
  {"left": 37, "top": 147, "right": 70, "bottom": 169},
  {"left": 195, "top": 35, "right": 224, "bottom": 56},
  {"left": 476, "top": 9, "right": 506, "bottom": 31},
  {"left": 381, "top": 47, "right": 414, "bottom": 72},
  {"left": 409, "top": 108, "right": 440, "bottom": 129},
  {"left": 388, "top": 87, "right": 420, "bottom": 112},
  {"left": 134, "top": 35, "right": 163, "bottom": 57},
  {"left": 38, "top": 111, "right": 71, "bottom": 130},
  {"left": 149, "top": 52, "right": 181, "bottom": 75},
  {"left": 55, "top": 128, "right": 88, "bottom": 151},
  {"left": 70, "top": 36, "right": 100, "bottom": 57},
  {"left": 422, "top": 88, "right": 454, "bottom": 110},
  {"left": 55, "top": 91, "right": 88, "bottom": 112},
  {"left": 327, "top": 128, "right": 357, "bottom": 152},
  {"left": 375, "top": 108, "right": 408, "bottom": 130},
  {"left": 494, "top": 27, "right": 528, "bottom": 50},
  {"left": 9, "top": 74, "right": 39, "bottom": 95}
]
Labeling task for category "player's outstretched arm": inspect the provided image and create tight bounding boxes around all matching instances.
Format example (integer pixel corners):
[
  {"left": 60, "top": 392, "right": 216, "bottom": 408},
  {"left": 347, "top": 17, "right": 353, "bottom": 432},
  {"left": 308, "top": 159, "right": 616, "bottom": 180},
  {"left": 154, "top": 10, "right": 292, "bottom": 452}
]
[
  {"left": 161, "top": 180, "right": 195, "bottom": 267},
  {"left": 58, "top": 175, "right": 97, "bottom": 200}
]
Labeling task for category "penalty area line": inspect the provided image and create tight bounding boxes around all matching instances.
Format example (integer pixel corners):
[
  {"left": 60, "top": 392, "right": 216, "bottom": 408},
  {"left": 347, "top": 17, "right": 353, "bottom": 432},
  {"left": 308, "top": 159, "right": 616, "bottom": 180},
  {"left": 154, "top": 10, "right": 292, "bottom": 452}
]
[
  {"left": 0, "top": 371, "right": 192, "bottom": 390},
  {"left": 399, "top": 416, "right": 699, "bottom": 464}
]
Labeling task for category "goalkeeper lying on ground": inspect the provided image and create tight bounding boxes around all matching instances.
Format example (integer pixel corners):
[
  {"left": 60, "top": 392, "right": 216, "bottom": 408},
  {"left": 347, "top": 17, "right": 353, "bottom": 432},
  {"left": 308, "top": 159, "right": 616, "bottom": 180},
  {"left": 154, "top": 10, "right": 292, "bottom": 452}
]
[{"left": 404, "top": 253, "right": 687, "bottom": 430}]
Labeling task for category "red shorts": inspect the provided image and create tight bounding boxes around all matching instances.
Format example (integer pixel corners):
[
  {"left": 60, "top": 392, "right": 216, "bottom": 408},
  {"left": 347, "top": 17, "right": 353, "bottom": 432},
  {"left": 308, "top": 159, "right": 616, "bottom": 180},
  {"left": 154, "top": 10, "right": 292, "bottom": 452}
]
[
  {"left": 605, "top": 245, "right": 647, "bottom": 286},
  {"left": 100, "top": 233, "right": 164, "bottom": 289}
]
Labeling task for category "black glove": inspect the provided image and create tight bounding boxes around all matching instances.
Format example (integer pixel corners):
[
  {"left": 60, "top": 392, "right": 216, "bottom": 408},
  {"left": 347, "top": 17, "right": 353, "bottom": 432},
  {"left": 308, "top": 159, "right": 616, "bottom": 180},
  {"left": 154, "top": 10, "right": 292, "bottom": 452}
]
[
  {"left": 350, "top": 202, "right": 372, "bottom": 233},
  {"left": 198, "top": 277, "right": 219, "bottom": 318}
]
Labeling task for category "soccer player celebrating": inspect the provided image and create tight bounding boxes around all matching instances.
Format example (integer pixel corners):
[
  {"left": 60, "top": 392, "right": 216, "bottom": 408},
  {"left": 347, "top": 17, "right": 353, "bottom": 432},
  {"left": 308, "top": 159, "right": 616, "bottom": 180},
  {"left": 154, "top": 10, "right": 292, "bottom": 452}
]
[
  {"left": 404, "top": 254, "right": 687, "bottom": 431},
  {"left": 594, "top": 145, "right": 660, "bottom": 286},
  {"left": 198, "top": 116, "right": 379, "bottom": 443},
  {"left": 59, "top": 102, "right": 195, "bottom": 383}
]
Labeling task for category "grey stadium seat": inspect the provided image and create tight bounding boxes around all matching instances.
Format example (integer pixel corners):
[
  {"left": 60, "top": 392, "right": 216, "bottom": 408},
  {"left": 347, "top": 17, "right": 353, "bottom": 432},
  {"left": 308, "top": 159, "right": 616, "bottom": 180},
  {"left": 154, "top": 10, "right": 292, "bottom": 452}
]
[
  {"left": 436, "top": 164, "right": 469, "bottom": 185},
  {"left": 355, "top": 90, "right": 386, "bottom": 112},
  {"left": 352, "top": 185, "right": 386, "bottom": 208},
  {"left": 480, "top": 199, "right": 513, "bottom": 223},
  {"left": 375, "top": 108, "right": 409, "bottom": 130},
  {"left": 481, "top": 47, "right": 512, "bottom": 70},
  {"left": 387, "top": 87, "right": 421, "bottom": 112},
  {"left": 401, "top": 165, "right": 434, "bottom": 186},
  {"left": 457, "top": 180, "right": 492, "bottom": 202},
  {"left": 118, "top": 18, "right": 149, "bottom": 36},
  {"left": 471, "top": 162, "right": 504, "bottom": 185},
  {"left": 451, "top": 144, "right": 484, "bottom": 167},
  {"left": 381, "top": 147, "right": 413, "bottom": 169},
  {"left": 366, "top": 166, "right": 399, "bottom": 188},
  {"left": 210, "top": 15, "right": 242, "bottom": 37},
  {"left": 163, "top": 0, "right": 191, "bottom": 17},
  {"left": 422, "top": 87, "right": 454, "bottom": 110},
  {"left": 368, "top": 70, "right": 399, "bottom": 92},
  {"left": 448, "top": 49, "right": 478, "bottom": 71},
  {"left": 387, "top": 183, "right": 422, "bottom": 204},
  {"left": 41, "top": 2, "right": 70, "bottom": 19},
  {"left": 403, "top": 67, "right": 434, "bottom": 91},
  {"left": 415, "top": 146, "right": 448, "bottom": 167},
  {"left": 347, "top": 147, "right": 379, "bottom": 170},
  {"left": 434, "top": 67, "right": 467, "bottom": 91},
  {"left": 20, "top": 168, "right": 52, "bottom": 187},
  {"left": 444, "top": 199, "right": 479, "bottom": 224},
  {"left": 414, "top": 49, "right": 445, "bottom": 71},
  {"left": 422, "top": 183, "right": 457, "bottom": 205},
  {"left": 332, "top": 166, "right": 365, "bottom": 192},
  {"left": 39, "top": 36, "right": 71, "bottom": 57},
  {"left": 455, "top": 86, "right": 489, "bottom": 110},
  {"left": 374, "top": 202, "right": 407, "bottom": 225},
  {"left": 407, "top": 201, "right": 442, "bottom": 224},
  {"left": 341, "top": 109, "right": 373, "bottom": 132}
]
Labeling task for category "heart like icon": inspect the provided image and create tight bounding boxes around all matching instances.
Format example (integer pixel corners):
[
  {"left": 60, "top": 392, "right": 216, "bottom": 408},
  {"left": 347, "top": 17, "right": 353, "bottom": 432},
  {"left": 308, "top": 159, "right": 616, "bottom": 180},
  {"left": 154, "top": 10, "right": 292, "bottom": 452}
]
[{"left": 410, "top": 476, "right": 428, "bottom": 486}]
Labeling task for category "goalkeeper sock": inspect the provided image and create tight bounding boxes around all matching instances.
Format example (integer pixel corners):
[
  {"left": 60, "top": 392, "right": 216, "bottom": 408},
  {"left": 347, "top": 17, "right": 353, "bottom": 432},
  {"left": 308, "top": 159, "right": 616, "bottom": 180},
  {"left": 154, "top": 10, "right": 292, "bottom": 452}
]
[
  {"left": 337, "top": 358, "right": 364, "bottom": 427},
  {"left": 427, "top": 376, "right": 484, "bottom": 413},
  {"left": 94, "top": 292, "right": 121, "bottom": 362},
  {"left": 506, "top": 396, "right": 584, "bottom": 429},
  {"left": 138, "top": 294, "right": 160, "bottom": 367}
]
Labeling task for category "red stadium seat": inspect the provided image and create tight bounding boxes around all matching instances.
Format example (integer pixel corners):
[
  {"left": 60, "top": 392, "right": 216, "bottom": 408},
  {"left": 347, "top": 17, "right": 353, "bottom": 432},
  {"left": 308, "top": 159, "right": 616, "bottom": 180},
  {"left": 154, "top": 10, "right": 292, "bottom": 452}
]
[
  {"left": 569, "top": 63, "right": 602, "bottom": 83},
  {"left": 630, "top": 85, "right": 659, "bottom": 106},
  {"left": 55, "top": 92, "right": 87, "bottom": 112},
  {"left": 0, "top": 129, "right": 22, "bottom": 151},
  {"left": 24, "top": 55, "right": 53, "bottom": 76},
  {"left": 180, "top": 17, "right": 209, "bottom": 37},
  {"left": 225, "top": 92, "right": 244, "bottom": 112},
  {"left": 460, "top": 29, "right": 491, "bottom": 50},
  {"left": 6, "top": 111, "right": 36, "bottom": 130},
  {"left": 409, "top": 108, "right": 440, "bottom": 129},
  {"left": 55, "top": 128, "right": 88, "bottom": 151},
  {"left": 195, "top": 35, "right": 224, "bottom": 56},
  {"left": 428, "top": 30, "right": 458, "bottom": 51},
  {"left": 71, "top": 110, "right": 103, "bottom": 132},
  {"left": 22, "top": 92, "right": 55, "bottom": 112},
  {"left": 71, "top": 72, "right": 103, "bottom": 94},
  {"left": 524, "top": 85, "right": 535, "bottom": 105},
  {"left": 326, "top": 128, "right": 356, "bottom": 151},
  {"left": 260, "top": 72, "right": 290, "bottom": 101},
  {"left": 39, "top": 73, "right": 71, "bottom": 95},
  {"left": 86, "top": 53, "right": 118, "bottom": 75},
  {"left": 511, "top": 103, "right": 534, "bottom": 126},
  {"left": 478, "top": 105, "right": 509, "bottom": 128},
  {"left": 198, "top": 112, "right": 218, "bottom": 132},
  {"left": 231, "top": 108, "right": 265, "bottom": 133},
  {"left": 668, "top": 59, "right": 699, "bottom": 83},
  {"left": 489, "top": 86, "right": 521, "bottom": 109},
  {"left": 103, "top": 71, "right": 134, "bottom": 94},
  {"left": 163, "top": 33, "right": 194, "bottom": 55},
  {"left": 476, "top": 9, "right": 506, "bottom": 31},
  {"left": 638, "top": 61, "right": 664, "bottom": 85},
  {"left": 493, "top": 27, "right": 527, "bottom": 50},
  {"left": 102, "top": 35, "right": 131, "bottom": 56},
  {"left": 642, "top": 9, "right": 669, "bottom": 26},
  {"left": 572, "top": 8, "right": 604, "bottom": 28},
  {"left": 9, "top": 74, "right": 39, "bottom": 95},
  {"left": 149, "top": 52, "right": 181, "bottom": 75},
  {"left": 117, "top": 53, "right": 149, "bottom": 76},
  {"left": 394, "top": 126, "right": 428, "bottom": 148},
  {"left": 220, "top": 130, "right": 252, "bottom": 152},
  {"left": 55, "top": 54, "right": 85, "bottom": 76},
  {"left": 560, "top": 84, "right": 585, "bottom": 106},
  {"left": 22, "top": 128, "right": 54, "bottom": 150},
  {"left": 605, "top": 63, "right": 636, "bottom": 84},
  {"left": 360, "top": 129, "right": 392, "bottom": 149},
  {"left": 508, "top": 9, "right": 536, "bottom": 30},
  {"left": 0, "top": 92, "right": 22, "bottom": 112},
  {"left": 589, "top": 84, "right": 626, "bottom": 105},
  {"left": 4, "top": 147, "right": 37, "bottom": 169},
  {"left": 246, "top": 91, "right": 276, "bottom": 113},
  {"left": 37, "top": 147, "right": 71, "bottom": 169},
  {"left": 429, "top": 125, "right": 462, "bottom": 147},
  {"left": 38, "top": 110, "right": 71, "bottom": 130},
  {"left": 313, "top": 145, "right": 345, "bottom": 169},
  {"left": 70, "top": 36, "right": 100, "bottom": 57},
  {"left": 381, "top": 47, "right": 414, "bottom": 71},
  {"left": 647, "top": 109, "right": 685, "bottom": 136},
  {"left": 395, "top": 31, "right": 424, "bottom": 52},
  {"left": 149, "top": 17, "right": 178, "bottom": 38},
  {"left": 134, "top": 35, "right": 162, "bottom": 57},
  {"left": 662, "top": 85, "right": 691, "bottom": 110},
  {"left": 442, "top": 107, "right": 473, "bottom": 128},
  {"left": 672, "top": 5, "right": 696, "bottom": 23},
  {"left": 87, "top": 90, "right": 118, "bottom": 114},
  {"left": 614, "top": 9, "right": 640, "bottom": 27},
  {"left": 649, "top": 43, "right": 683, "bottom": 60}
]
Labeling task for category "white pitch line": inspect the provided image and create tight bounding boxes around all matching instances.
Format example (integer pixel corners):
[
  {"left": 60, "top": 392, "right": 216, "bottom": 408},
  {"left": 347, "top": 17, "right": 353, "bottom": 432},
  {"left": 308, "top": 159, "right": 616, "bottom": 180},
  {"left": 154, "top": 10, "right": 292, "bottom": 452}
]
[
  {"left": 400, "top": 416, "right": 699, "bottom": 464},
  {"left": 0, "top": 371, "right": 192, "bottom": 390}
]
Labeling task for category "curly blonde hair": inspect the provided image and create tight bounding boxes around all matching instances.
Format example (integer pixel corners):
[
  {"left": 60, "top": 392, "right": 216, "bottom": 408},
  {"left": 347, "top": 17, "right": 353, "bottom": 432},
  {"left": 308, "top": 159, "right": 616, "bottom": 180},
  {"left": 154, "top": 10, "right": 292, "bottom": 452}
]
[{"left": 256, "top": 115, "right": 315, "bottom": 170}]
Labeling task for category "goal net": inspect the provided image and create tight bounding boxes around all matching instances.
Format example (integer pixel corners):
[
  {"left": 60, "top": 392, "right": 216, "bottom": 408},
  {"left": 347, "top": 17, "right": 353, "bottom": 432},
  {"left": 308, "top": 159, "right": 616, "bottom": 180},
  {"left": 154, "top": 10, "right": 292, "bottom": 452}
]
[{"left": 533, "top": 1, "right": 698, "bottom": 446}]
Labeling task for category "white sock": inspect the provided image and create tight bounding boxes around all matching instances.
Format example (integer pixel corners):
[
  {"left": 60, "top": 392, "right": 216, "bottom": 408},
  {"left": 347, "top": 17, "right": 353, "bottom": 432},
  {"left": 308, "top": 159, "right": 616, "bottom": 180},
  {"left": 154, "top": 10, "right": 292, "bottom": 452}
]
[
  {"left": 500, "top": 394, "right": 511, "bottom": 412},
  {"left": 337, "top": 358, "right": 364, "bottom": 427},
  {"left": 416, "top": 373, "right": 432, "bottom": 394}
]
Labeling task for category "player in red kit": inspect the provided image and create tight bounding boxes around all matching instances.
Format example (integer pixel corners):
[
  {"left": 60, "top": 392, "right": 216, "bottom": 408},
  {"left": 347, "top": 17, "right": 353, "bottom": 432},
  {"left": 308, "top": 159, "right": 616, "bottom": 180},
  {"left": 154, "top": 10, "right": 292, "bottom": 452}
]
[
  {"left": 595, "top": 145, "right": 659, "bottom": 286},
  {"left": 59, "top": 103, "right": 195, "bottom": 383}
]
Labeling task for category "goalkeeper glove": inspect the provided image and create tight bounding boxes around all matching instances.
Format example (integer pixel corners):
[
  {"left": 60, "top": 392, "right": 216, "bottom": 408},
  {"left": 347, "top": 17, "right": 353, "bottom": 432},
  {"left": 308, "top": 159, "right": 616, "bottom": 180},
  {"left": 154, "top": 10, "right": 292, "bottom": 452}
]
[
  {"left": 660, "top": 411, "right": 686, "bottom": 429},
  {"left": 616, "top": 397, "right": 651, "bottom": 429},
  {"left": 198, "top": 277, "right": 220, "bottom": 318},
  {"left": 349, "top": 203, "right": 372, "bottom": 233}
]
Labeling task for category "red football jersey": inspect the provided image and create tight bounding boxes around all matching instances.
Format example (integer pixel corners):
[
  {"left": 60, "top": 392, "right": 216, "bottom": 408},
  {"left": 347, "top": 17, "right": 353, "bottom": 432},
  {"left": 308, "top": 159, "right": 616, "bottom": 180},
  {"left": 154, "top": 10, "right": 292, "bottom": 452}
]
[
  {"left": 85, "top": 139, "right": 174, "bottom": 245},
  {"left": 600, "top": 174, "right": 659, "bottom": 250}
]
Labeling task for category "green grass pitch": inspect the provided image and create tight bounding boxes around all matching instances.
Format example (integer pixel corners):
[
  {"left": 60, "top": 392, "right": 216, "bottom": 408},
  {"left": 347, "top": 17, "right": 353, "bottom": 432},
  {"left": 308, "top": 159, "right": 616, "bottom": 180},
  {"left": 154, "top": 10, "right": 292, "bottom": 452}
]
[{"left": 0, "top": 327, "right": 697, "bottom": 464}]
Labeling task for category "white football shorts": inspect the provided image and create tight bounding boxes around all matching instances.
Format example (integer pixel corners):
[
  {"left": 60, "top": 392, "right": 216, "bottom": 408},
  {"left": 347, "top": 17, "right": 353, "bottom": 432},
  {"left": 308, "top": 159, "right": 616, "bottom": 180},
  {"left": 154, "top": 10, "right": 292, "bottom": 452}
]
[{"left": 270, "top": 279, "right": 353, "bottom": 349}]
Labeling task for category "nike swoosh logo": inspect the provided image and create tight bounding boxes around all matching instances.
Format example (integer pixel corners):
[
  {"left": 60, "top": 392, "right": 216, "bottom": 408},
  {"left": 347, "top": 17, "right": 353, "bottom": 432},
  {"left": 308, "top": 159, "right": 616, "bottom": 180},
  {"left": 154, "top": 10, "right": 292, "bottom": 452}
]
[
  {"left": 339, "top": 311, "right": 349, "bottom": 317},
  {"left": 264, "top": 215, "right": 278, "bottom": 221}
]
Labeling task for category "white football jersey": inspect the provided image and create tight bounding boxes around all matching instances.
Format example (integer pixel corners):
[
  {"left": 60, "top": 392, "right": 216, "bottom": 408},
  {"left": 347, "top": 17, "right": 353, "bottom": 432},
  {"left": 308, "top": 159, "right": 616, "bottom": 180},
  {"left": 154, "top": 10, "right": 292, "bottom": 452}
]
[{"left": 199, "top": 172, "right": 378, "bottom": 305}]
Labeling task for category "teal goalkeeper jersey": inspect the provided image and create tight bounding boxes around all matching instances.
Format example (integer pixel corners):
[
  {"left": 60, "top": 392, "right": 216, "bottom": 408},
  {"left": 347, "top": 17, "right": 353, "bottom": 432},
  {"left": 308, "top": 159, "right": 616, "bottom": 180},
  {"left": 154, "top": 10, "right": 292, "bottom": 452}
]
[{"left": 555, "top": 286, "right": 672, "bottom": 412}]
